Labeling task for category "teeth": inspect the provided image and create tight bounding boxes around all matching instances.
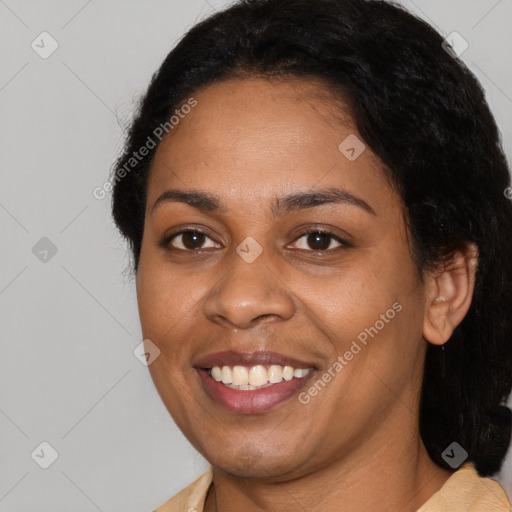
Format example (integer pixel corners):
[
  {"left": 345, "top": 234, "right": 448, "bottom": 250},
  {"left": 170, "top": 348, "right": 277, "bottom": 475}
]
[
  {"left": 211, "top": 366, "right": 222, "bottom": 381},
  {"left": 249, "top": 365, "right": 268, "bottom": 386},
  {"left": 232, "top": 365, "right": 249, "bottom": 386},
  {"left": 209, "top": 364, "right": 313, "bottom": 389},
  {"left": 221, "top": 366, "right": 232, "bottom": 384},
  {"left": 293, "top": 368, "right": 310, "bottom": 378},
  {"left": 283, "top": 366, "right": 294, "bottom": 381},
  {"left": 268, "top": 365, "right": 283, "bottom": 383},
  {"left": 226, "top": 383, "right": 273, "bottom": 390}
]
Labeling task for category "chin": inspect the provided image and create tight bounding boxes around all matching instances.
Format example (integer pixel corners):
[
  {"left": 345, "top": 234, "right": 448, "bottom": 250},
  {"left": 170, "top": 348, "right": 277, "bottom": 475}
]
[{"left": 208, "top": 446, "right": 309, "bottom": 481}]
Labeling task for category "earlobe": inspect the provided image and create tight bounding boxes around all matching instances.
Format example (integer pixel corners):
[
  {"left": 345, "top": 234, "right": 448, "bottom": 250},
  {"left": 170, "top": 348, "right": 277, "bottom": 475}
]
[{"left": 422, "top": 243, "right": 479, "bottom": 346}]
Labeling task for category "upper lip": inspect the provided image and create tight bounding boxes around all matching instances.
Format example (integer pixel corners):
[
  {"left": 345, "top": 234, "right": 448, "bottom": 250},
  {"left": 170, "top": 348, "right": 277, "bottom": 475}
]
[{"left": 194, "top": 350, "right": 317, "bottom": 369}]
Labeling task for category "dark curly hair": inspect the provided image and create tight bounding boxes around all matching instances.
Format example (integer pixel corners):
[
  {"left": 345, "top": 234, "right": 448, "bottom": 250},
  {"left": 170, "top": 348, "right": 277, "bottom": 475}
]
[{"left": 110, "top": 0, "right": 512, "bottom": 476}]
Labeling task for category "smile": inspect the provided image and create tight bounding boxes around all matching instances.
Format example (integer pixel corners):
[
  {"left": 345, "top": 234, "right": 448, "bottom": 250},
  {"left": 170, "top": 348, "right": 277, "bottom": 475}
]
[
  {"left": 195, "top": 351, "right": 317, "bottom": 413},
  {"left": 209, "top": 364, "right": 313, "bottom": 390}
]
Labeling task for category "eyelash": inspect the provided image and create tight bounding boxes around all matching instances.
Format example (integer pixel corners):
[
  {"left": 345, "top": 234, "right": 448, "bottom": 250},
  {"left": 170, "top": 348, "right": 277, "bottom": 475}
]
[{"left": 158, "top": 228, "right": 352, "bottom": 254}]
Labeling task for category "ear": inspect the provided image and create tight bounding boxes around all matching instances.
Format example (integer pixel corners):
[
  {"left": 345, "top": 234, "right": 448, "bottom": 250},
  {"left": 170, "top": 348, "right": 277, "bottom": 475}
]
[{"left": 423, "top": 243, "right": 479, "bottom": 346}]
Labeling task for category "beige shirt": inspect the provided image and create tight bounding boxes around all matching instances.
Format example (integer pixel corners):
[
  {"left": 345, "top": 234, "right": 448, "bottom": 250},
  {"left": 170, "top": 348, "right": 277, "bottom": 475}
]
[{"left": 154, "top": 462, "right": 511, "bottom": 512}]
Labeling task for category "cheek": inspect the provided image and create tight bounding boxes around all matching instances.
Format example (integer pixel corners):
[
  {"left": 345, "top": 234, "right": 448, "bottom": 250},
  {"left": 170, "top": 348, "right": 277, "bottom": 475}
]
[
  {"left": 136, "top": 260, "right": 201, "bottom": 416},
  {"left": 298, "top": 241, "right": 423, "bottom": 369},
  {"left": 137, "top": 245, "right": 194, "bottom": 320},
  {"left": 296, "top": 270, "right": 424, "bottom": 437},
  {"left": 136, "top": 255, "right": 199, "bottom": 368},
  {"left": 300, "top": 256, "right": 410, "bottom": 334}
]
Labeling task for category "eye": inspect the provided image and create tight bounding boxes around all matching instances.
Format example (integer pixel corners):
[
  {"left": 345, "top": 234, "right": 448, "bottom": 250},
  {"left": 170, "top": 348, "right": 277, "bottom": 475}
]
[
  {"left": 159, "top": 228, "right": 351, "bottom": 253},
  {"left": 160, "top": 229, "right": 220, "bottom": 251},
  {"left": 291, "top": 230, "right": 349, "bottom": 252}
]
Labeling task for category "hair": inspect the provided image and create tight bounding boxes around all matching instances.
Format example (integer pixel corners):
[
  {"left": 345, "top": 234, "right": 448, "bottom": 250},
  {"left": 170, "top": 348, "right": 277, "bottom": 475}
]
[{"left": 110, "top": 0, "right": 512, "bottom": 476}]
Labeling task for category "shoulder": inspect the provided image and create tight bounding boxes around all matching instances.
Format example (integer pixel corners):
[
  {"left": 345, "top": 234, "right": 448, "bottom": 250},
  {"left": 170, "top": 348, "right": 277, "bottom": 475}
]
[
  {"left": 418, "top": 462, "right": 511, "bottom": 512},
  {"left": 153, "top": 468, "right": 213, "bottom": 512}
]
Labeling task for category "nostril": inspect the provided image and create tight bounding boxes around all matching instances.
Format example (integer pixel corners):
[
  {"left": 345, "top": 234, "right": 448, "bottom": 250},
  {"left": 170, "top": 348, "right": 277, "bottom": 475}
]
[
  {"left": 252, "top": 317, "right": 277, "bottom": 336},
  {"left": 255, "top": 314, "right": 272, "bottom": 321}
]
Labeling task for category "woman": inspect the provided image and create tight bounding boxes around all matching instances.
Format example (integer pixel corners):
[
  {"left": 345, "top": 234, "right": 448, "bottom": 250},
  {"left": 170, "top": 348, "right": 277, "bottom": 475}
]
[{"left": 110, "top": 0, "right": 512, "bottom": 510}]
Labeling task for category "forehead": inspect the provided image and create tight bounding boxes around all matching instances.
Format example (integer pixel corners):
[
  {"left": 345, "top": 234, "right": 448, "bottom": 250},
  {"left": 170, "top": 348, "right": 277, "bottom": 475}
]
[{"left": 146, "top": 77, "right": 393, "bottom": 213}]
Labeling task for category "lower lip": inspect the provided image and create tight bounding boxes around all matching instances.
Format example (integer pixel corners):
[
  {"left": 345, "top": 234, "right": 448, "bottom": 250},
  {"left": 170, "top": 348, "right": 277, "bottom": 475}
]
[{"left": 197, "top": 369, "right": 315, "bottom": 414}]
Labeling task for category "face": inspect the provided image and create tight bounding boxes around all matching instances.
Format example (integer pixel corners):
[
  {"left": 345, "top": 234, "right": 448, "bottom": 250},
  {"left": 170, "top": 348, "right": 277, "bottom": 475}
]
[{"left": 136, "top": 77, "right": 428, "bottom": 480}]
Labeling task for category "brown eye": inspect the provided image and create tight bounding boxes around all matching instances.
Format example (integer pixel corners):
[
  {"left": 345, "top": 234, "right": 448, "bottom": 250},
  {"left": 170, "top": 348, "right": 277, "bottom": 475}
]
[
  {"left": 292, "top": 230, "right": 347, "bottom": 252},
  {"left": 165, "top": 230, "right": 219, "bottom": 251}
]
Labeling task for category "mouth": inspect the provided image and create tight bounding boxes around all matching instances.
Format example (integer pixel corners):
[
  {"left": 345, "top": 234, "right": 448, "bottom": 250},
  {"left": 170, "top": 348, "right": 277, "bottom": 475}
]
[
  {"left": 208, "top": 364, "right": 313, "bottom": 389},
  {"left": 194, "top": 351, "right": 317, "bottom": 414}
]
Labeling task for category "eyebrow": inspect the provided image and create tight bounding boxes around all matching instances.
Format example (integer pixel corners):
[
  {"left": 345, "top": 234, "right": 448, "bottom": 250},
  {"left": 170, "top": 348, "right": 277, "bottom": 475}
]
[{"left": 151, "top": 187, "right": 376, "bottom": 217}]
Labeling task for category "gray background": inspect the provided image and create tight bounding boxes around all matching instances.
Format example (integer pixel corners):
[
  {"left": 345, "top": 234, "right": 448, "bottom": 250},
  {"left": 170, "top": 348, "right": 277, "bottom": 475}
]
[{"left": 0, "top": 0, "right": 511, "bottom": 510}]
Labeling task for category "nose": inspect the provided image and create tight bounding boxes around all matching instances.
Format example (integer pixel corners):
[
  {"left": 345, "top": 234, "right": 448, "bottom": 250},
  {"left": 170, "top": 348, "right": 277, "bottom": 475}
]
[{"left": 202, "top": 248, "right": 296, "bottom": 330}]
